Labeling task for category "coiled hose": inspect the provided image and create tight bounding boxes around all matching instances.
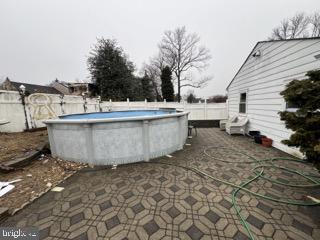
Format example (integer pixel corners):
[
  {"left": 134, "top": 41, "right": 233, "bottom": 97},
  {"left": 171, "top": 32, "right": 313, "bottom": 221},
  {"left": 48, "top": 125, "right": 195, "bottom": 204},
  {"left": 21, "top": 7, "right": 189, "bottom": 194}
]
[
  {"left": 83, "top": 145, "right": 320, "bottom": 239},
  {"left": 152, "top": 146, "right": 320, "bottom": 240}
]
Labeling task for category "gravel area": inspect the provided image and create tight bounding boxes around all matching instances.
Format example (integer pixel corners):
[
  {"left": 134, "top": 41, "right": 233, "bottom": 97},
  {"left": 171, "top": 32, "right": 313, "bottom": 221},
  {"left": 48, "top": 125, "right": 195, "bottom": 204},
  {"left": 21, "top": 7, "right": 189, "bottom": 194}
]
[
  {"left": 0, "top": 130, "right": 48, "bottom": 163},
  {"left": 0, "top": 130, "right": 85, "bottom": 213},
  {"left": 0, "top": 155, "right": 85, "bottom": 213}
]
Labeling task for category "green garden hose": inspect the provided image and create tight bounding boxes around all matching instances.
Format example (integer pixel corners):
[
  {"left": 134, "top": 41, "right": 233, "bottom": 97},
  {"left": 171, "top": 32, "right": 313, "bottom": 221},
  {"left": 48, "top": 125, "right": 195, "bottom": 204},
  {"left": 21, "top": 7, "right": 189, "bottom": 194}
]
[
  {"left": 88, "top": 144, "right": 320, "bottom": 240},
  {"left": 149, "top": 146, "right": 320, "bottom": 240}
]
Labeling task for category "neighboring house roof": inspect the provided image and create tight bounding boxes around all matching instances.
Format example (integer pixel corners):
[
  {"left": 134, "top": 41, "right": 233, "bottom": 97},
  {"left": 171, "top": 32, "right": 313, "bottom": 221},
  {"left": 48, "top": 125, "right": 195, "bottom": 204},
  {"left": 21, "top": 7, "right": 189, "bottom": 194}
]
[
  {"left": 226, "top": 37, "right": 320, "bottom": 90},
  {"left": 68, "top": 82, "right": 89, "bottom": 86},
  {"left": 55, "top": 80, "right": 69, "bottom": 88},
  {"left": 53, "top": 80, "right": 92, "bottom": 87},
  {"left": 50, "top": 79, "right": 97, "bottom": 96},
  {"left": 9, "top": 81, "right": 62, "bottom": 94}
]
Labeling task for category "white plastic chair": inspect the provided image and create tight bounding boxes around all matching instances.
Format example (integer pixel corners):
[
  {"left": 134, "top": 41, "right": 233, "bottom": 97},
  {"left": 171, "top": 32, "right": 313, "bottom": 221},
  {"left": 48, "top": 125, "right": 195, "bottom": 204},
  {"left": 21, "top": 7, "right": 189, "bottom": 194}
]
[
  {"left": 226, "top": 116, "right": 249, "bottom": 135},
  {"left": 220, "top": 116, "right": 237, "bottom": 130}
]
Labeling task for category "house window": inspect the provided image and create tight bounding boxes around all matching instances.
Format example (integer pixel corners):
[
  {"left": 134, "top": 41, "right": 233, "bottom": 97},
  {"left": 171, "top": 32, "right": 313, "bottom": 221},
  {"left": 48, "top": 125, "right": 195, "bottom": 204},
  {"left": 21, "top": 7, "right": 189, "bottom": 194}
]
[
  {"left": 239, "top": 92, "right": 247, "bottom": 113},
  {"left": 286, "top": 100, "right": 299, "bottom": 110}
]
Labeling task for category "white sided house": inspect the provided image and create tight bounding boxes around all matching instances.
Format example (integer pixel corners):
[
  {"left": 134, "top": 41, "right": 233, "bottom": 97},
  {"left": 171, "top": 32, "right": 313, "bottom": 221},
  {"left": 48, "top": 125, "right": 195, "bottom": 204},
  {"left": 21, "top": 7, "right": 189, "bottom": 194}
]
[{"left": 226, "top": 37, "right": 320, "bottom": 158}]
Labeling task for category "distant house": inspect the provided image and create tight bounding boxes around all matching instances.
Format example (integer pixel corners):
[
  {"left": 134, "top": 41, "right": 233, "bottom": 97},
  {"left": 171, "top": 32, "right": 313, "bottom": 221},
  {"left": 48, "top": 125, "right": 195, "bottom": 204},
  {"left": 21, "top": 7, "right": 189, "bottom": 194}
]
[
  {"left": 0, "top": 78, "right": 62, "bottom": 95},
  {"left": 51, "top": 79, "right": 98, "bottom": 97},
  {"left": 226, "top": 37, "right": 320, "bottom": 157},
  {"left": 49, "top": 79, "right": 70, "bottom": 95}
]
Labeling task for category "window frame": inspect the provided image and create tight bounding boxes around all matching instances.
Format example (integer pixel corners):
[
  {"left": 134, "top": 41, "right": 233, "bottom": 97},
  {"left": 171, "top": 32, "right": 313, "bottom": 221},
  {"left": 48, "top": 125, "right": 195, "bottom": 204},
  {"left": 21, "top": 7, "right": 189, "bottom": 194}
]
[
  {"left": 239, "top": 91, "right": 247, "bottom": 114},
  {"left": 285, "top": 101, "right": 299, "bottom": 112},
  {"left": 282, "top": 79, "right": 299, "bottom": 112}
]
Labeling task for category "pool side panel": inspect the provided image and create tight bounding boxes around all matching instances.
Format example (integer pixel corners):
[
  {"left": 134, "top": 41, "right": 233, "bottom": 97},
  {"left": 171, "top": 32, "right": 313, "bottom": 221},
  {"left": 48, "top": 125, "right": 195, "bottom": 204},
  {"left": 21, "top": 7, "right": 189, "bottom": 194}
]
[
  {"left": 149, "top": 117, "right": 180, "bottom": 159},
  {"left": 92, "top": 121, "right": 144, "bottom": 165},
  {"left": 46, "top": 112, "right": 189, "bottom": 165},
  {"left": 50, "top": 124, "right": 88, "bottom": 163}
]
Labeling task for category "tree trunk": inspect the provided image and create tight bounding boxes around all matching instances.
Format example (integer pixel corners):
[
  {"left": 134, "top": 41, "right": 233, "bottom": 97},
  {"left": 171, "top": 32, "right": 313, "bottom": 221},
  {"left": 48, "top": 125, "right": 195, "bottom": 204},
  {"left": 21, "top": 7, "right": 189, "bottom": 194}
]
[
  {"left": 177, "top": 74, "right": 181, "bottom": 102},
  {"left": 152, "top": 81, "right": 161, "bottom": 101}
]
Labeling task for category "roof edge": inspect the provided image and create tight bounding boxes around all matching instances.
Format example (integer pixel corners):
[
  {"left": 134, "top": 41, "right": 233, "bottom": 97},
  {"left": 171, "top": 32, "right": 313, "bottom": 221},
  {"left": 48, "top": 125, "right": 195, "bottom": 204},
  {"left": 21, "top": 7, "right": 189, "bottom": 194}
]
[
  {"left": 226, "top": 37, "right": 320, "bottom": 90},
  {"left": 226, "top": 42, "right": 260, "bottom": 90},
  {"left": 259, "top": 36, "right": 320, "bottom": 44}
]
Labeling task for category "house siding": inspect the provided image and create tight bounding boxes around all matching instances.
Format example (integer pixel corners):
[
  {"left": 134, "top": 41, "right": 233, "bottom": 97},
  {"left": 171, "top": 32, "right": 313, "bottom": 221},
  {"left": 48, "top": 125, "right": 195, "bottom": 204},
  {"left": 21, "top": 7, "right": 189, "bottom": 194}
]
[{"left": 227, "top": 38, "right": 320, "bottom": 158}]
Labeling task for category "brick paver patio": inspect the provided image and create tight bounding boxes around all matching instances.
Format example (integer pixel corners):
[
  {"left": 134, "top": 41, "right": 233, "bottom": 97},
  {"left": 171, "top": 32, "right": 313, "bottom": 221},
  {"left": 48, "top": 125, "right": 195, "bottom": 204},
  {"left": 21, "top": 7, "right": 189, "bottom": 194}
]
[{"left": 3, "top": 128, "right": 320, "bottom": 239}]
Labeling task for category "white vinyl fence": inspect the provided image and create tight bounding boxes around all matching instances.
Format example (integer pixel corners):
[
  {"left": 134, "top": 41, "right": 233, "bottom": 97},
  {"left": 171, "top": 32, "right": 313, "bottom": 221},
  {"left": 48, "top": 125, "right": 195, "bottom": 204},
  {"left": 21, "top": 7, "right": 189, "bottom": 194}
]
[
  {"left": 101, "top": 100, "right": 227, "bottom": 121},
  {"left": 0, "top": 90, "right": 227, "bottom": 132}
]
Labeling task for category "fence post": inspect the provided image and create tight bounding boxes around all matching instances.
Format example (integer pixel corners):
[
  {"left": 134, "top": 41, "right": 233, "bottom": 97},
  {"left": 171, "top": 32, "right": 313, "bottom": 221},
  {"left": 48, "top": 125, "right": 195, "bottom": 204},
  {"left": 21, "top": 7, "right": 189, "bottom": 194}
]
[
  {"left": 60, "top": 94, "right": 65, "bottom": 114},
  {"left": 204, "top": 98, "right": 207, "bottom": 120},
  {"left": 145, "top": 99, "right": 147, "bottom": 109},
  {"left": 82, "top": 93, "right": 87, "bottom": 113},
  {"left": 127, "top": 98, "right": 130, "bottom": 109},
  {"left": 97, "top": 96, "right": 102, "bottom": 112},
  {"left": 109, "top": 99, "right": 112, "bottom": 111}
]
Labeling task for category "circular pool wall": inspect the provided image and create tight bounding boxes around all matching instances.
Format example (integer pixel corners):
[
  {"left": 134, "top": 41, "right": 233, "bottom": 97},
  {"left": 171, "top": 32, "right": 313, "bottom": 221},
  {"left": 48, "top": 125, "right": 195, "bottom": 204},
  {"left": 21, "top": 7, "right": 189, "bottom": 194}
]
[{"left": 44, "top": 110, "right": 189, "bottom": 165}]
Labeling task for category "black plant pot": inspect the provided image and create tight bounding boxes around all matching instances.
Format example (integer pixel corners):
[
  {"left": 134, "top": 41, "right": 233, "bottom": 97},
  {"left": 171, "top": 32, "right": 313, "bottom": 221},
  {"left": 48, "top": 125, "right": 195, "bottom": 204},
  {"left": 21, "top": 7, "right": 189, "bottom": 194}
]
[
  {"left": 249, "top": 131, "right": 260, "bottom": 138},
  {"left": 254, "top": 135, "right": 266, "bottom": 144}
]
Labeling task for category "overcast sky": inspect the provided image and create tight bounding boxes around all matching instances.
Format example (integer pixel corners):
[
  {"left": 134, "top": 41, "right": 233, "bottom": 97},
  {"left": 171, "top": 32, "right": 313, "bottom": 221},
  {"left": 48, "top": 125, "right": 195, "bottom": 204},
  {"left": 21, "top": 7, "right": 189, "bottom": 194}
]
[{"left": 0, "top": 0, "right": 319, "bottom": 98}]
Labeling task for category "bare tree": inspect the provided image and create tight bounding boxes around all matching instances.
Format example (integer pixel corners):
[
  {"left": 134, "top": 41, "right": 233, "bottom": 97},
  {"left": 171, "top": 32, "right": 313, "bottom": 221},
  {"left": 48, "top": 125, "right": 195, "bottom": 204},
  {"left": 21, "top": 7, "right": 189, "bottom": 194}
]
[
  {"left": 271, "top": 19, "right": 290, "bottom": 40},
  {"left": 150, "top": 53, "right": 166, "bottom": 73},
  {"left": 269, "top": 12, "right": 320, "bottom": 40},
  {"left": 158, "top": 26, "right": 212, "bottom": 102},
  {"left": 290, "top": 13, "right": 310, "bottom": 38},
  {"left": 310, "top": 12, "right": 320, "bottom": 37},
  {"left": 141, "top": 66, "right": 161, "bottom": 101},
  {"left": 140, "top": 54, "right": 165, "bottom": 101}
]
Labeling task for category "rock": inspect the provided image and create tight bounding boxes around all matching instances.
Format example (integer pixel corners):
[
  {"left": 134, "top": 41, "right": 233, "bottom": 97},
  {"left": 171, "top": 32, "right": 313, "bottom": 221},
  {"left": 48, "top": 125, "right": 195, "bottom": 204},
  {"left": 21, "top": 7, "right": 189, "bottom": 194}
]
[
  {"left": 26, "top": 174, "right": 32, "bottom": 177},
  {"left": 46, "top": 182, "right": 52, "bottom": 188}
]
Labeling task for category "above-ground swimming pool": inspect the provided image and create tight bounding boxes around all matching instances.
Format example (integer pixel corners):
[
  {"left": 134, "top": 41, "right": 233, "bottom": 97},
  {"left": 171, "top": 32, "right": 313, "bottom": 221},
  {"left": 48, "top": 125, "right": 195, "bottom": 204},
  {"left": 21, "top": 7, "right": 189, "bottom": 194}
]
[{"left": 44, "top": 110, "right": 189, "bottom": 165}]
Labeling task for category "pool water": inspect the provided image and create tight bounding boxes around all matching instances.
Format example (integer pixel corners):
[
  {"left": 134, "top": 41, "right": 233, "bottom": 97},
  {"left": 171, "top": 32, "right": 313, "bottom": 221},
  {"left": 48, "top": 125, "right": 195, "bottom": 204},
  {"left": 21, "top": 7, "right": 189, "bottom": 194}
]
[{"left": 61, "top": 110, "right": 176, "bottom": 120}]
